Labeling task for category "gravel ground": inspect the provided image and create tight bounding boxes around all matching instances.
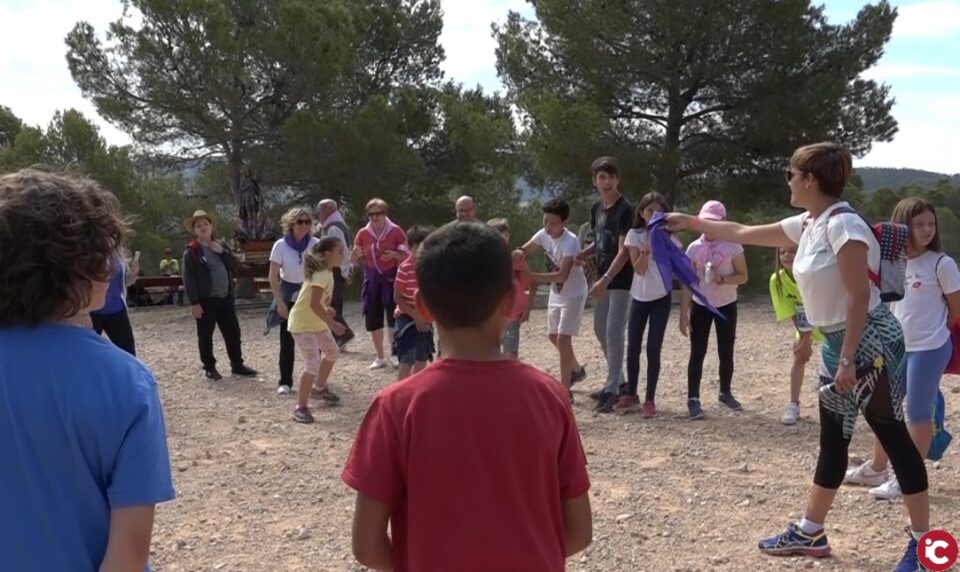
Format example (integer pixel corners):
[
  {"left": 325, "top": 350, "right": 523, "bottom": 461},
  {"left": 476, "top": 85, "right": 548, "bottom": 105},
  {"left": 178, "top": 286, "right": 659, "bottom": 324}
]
[{"left": 132, "top": 300, "right": 960, "bottom": 572}]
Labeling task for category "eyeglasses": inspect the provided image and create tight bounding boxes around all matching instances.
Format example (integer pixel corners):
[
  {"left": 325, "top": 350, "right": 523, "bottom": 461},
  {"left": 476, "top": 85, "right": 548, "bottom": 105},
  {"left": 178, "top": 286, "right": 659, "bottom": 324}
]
[
  {"left": 367, "top": 211, "right": 385, "bottom": 217},
  {"left": 295, "top": 219, "right": 312, "bottom": 226},
  {"left": 785, "top": 169, "right": 800, "bottom": 182}
]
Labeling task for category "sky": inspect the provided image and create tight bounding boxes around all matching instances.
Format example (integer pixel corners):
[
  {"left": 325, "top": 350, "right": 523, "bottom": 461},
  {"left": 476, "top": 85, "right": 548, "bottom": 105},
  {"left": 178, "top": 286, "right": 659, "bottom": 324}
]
[{"left": 1, "top": 0, "right": 958, "bottom": 174}]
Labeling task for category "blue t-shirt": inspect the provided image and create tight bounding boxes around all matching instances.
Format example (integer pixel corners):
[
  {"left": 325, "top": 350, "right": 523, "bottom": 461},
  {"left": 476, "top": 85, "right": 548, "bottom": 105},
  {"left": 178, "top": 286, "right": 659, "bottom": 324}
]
[{"left": 0, "top": 324, "right": 175, "bottom": 571}]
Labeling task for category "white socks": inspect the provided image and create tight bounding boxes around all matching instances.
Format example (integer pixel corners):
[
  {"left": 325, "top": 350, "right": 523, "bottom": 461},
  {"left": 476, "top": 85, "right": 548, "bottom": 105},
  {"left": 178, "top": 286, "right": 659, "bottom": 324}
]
[{"left": 799, "top": 517, "right": 823, "bottom": 535}]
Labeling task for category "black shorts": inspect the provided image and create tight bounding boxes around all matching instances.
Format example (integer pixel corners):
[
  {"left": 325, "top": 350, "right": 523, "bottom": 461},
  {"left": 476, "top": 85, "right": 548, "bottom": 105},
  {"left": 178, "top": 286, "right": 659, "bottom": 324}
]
[{"left": 392, "top": 315, "right": 435, "bottom": 365}]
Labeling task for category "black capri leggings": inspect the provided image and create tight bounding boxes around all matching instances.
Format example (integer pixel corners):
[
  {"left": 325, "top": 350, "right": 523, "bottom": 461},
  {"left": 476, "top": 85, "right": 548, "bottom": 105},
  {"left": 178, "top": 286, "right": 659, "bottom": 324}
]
[
  {"left": 814, "top": 372, "right": 928, "bottom": 495},
  {"left": 365, "top": 288, "right": 397, "bottom": 332},
  {"left": 687, "top": 301, "right": 737, "bottom": 398}
]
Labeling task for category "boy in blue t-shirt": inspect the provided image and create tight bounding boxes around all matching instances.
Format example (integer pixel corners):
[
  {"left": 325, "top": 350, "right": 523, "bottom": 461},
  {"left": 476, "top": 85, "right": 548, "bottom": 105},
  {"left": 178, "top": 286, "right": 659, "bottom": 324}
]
[{"left": 0, "top": 169, "right": 175, "bottom": 572}]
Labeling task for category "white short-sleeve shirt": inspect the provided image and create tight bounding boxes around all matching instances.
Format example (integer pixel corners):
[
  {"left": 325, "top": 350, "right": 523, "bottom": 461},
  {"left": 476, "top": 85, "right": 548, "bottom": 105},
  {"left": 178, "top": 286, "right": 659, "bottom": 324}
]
[
  {"left": 624, "top": 228, "right": 680, "bottom": 302},
  {"left": 270, "top": 236, "right": 320, "bottom": 284},
  {"left": 532, "top": 228, "right": 588, "bottom": 304},
  {"left": 889, "top": 251, "right": 960, "bottom": 351},
  {"left": 780, "top": 202, "right": 881, "bottom": 327}
]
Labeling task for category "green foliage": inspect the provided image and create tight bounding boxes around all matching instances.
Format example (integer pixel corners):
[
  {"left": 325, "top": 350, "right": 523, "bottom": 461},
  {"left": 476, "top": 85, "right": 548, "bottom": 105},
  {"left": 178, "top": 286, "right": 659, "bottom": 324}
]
[
  {"left": 0, "top": 105, "right": 23, "bottom": 148},
  {"left": 856, "top": 167, "right": 960, "bottom": 194},
  {"left": 0, "top": 108, "right": 197, "bottom": 273},
  {"left": 495, "top": 0, "right": 899, "bottom": 205}
]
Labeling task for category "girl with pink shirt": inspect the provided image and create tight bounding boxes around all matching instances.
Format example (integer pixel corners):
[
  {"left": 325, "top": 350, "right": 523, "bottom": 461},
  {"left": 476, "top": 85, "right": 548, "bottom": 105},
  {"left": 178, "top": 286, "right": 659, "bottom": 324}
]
[{"left": 679, "top": 200, "right": 749, "bottom": 419}]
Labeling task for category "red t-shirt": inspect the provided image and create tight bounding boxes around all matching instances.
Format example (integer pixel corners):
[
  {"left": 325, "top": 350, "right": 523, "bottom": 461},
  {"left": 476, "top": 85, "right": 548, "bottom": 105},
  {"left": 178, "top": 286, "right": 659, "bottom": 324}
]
[
  {"left": 354, "top": 224, "right": 408, "bottom": 273},
  {"left": 510, "top": 257, "right": 530, "bottom": 322},
  {"left": 393, "top": 255, "right": 418, "bottom": 319},
  {"left": 342, "top": 360, "right": 590, "bottom": 572}
]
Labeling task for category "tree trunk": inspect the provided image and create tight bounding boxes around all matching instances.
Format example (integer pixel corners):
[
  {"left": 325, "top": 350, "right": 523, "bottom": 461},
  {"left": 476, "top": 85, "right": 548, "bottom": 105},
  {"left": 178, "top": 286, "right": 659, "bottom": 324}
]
[
  {"left": 656, "top": 98, "right": 683, "bottom": 204},
  {"left": 226, "top": 141, "right": 243, "bottom": 210}
]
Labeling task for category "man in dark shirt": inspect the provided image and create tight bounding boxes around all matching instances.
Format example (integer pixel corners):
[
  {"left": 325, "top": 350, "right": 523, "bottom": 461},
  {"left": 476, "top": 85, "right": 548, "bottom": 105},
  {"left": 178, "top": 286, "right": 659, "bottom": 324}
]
[{"left": 579, "top": 157, "right": 634, "bottom": 413}]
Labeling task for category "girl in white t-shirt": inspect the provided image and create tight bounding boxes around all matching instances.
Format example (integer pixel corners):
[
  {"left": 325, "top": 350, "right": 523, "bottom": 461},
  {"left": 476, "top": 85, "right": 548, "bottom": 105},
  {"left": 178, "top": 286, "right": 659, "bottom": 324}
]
[
  {"left": 845, "top": 198, "right": 960, "bottom": 500},
  {"left": 613, "top": 192, "right": 680, "bottom": 417},
  {"left": 663, "top": 142, "right": 932, "bottom": 570}
]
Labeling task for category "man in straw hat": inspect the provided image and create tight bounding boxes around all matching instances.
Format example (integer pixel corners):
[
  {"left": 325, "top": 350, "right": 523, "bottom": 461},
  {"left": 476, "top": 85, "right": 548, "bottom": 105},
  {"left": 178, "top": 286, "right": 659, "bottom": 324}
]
[{"left": 182, "top": 209, "right": 258, "bottom": 380}]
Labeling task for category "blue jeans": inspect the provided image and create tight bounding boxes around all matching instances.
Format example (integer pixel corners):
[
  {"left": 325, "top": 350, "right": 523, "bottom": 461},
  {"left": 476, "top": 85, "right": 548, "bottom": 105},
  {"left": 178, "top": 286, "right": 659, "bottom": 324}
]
[
  {"left": 595, "top": 289, "right": 631, "bottom": 394},
  {"left": 626, "top": 295, "right": 672, "bottom": 401}
]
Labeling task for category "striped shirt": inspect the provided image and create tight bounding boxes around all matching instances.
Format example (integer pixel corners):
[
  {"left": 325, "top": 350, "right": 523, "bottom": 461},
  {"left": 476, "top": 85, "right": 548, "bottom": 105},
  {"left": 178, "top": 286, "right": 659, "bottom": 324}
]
[{"left": 394, "top": 255, "right": 418, "bottom": 319}]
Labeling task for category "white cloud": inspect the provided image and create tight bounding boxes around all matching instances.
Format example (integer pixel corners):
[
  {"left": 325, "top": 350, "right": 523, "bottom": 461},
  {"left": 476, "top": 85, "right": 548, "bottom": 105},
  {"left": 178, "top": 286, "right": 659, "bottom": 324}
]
[
  {"left": 892, "top": 1, "right": 960, "bottom": 38},
  {"left": 438, "top": 0, "right": 530, "bottom": 91}
]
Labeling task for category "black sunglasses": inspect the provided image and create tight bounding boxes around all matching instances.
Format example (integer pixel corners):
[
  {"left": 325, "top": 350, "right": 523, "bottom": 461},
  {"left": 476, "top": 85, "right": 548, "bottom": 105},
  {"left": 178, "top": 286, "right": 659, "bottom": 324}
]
[
  {"left": 785, "top": 169, "right": 801, "bottom": 182},
  {"left": 295, "top": 218, "right": 312, "bottom": 226}
]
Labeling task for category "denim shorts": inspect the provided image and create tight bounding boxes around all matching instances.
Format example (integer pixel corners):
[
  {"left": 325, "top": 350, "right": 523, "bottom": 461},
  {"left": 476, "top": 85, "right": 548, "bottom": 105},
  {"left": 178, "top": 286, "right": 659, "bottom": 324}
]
[{"left": 392, "top": 314, "right": 435, "bottom": 365}]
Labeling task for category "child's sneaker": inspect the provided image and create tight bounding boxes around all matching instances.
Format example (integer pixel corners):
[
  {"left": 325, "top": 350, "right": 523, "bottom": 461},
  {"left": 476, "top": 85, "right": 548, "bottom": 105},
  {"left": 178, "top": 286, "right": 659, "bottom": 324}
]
[
  {"left": 895, "top": 531, "right": 928, "bottom": 572},
  {"left": 276, "top": 385, "right": 292, "bottom": 395},
  {"left": 758, "top": 522, "right": 831, "bottom": 558},
  {"left": 369, "top": 358, "right": 388, "bottom": 370},
  {"left": 687, "top": 398, "right": 705, "bottom": 420},
  {"left": 613, "top": 395, "right": 640, "bottom": 414},
  {"left": 869, "top": 476, "right": 902, "bottom": 500},
  {"left": 293, "top": 406, "right": 315, "bottom": 424},
  {"left": 312, "top": 386, "right": 341, "bottom": 405},
  {"left": 843, "top": 460, "right": 887, "bottom": 487},
  {"left": 640, "top": 400, "right": 657, "bottom": 418},
  {"left": 782, "top": 402, "right": 801, "bottom": 425},
  {"left": 719, "top": 392, "right": 742, "bottom": 411}
]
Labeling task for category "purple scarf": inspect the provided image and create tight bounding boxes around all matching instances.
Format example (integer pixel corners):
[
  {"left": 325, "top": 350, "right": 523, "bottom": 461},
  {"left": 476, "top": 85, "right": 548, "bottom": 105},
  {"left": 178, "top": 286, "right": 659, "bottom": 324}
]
[
  {"left": 284, "top": 233, "right": 312, "bottom": 262},
  {"left": 646, "top": 212, "right": 727, "bottom": 320}
]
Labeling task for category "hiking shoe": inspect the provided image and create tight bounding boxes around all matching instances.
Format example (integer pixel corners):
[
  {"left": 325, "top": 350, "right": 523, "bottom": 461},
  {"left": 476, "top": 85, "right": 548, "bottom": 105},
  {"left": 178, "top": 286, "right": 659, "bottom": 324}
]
[
  {"left": 869, "top": 476, "right": 902, "bottom": 500},
  {"left": 758, "top": 522, "right": 831, "bottom": 558},
  {"left": 311, "top": 386, "right": 341, "bottom": 405},
  {"left": 782, "top": 402, "right": 801, "bottom": 425},
  {"left": 204, "top": 368, "right": 223, "bottom": 381},
  {"left": 688, "top": 398, "right": 705, "bottom": 420},
  {"left": 594, "top": 391, "right": 617, "bottom": 414},
  {"left": 719, "top": 392, "right": 742, "bottom": 411},
  {"left": 276, "top": 385, "right": 292, "bottom": 395},
  {"left": 613, "top": 395, "right": 640, "bottom": 414},
  {"left": 571, "top": 366, "right": 587, "bottom": 386},
  {"left": 589, "top": 389, "right": 604, "bottom": 401},
  {"left": 640, "top": 400, "right": 657, "bottom": 418},
  {"left": 231, "top": 365, "right": 257, "bottom": 377},
  {"left": 292, "top": 406, "right": 314, "bottom": 424},
  {"left": 369, "top": 358, "right": 388, "bottom": 370},
  {"left": 844, "top": 460, "right": 888, "bottom": 487},
  {"left": 618, "top": 381, "right": 628, "bottom": 395}
]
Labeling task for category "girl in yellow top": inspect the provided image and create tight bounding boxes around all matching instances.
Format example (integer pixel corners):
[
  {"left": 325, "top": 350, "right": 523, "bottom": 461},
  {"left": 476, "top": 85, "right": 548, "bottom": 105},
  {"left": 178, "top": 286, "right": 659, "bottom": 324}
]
[
  {"left": 770, "top": 245, "right": 823, "bottom": 426},
  {"left": 288, "top": 236, "right": 347, "bottom": 424}
]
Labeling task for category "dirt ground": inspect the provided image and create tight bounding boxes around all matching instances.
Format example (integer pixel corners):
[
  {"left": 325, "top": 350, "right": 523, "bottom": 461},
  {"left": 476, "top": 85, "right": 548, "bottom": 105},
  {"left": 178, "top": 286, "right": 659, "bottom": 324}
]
[{"left": 134, "top": 300, "right": 960, "bottom": 572}]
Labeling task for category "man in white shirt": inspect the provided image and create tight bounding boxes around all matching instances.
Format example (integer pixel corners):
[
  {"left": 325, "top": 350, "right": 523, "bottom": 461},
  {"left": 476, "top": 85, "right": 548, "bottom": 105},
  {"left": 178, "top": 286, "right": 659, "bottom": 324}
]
[{"left": 316, "top": 199, "right": 355, "bottom": 348}]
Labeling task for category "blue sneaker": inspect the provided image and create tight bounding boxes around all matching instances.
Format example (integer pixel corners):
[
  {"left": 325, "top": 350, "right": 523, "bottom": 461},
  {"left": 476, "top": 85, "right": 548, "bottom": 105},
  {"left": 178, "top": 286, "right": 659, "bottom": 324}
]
[
  {"left": 758, "top": 522, "right": 831, "bottom": 558},
  {"left": 687, "top": 398, "right": 705, "bottom": 420},
  {"left": 895, "top": 532, "right": 930, "bottom": 572}
]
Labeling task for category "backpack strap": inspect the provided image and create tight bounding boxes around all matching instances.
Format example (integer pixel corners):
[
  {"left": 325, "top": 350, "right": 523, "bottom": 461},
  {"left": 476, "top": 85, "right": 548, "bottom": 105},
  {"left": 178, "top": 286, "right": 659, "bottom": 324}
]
[{"left": 825, "top": 205, "right": 881, "bottom": 287}]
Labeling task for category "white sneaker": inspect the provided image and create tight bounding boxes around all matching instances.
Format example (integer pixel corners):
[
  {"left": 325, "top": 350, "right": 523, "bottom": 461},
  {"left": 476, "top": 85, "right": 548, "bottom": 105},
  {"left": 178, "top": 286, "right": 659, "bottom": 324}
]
[
  {"left": 844, "top": 460, "right": 888, "bottom": 487},
  {"left": 869, "top": 476, "right": 902, "bottom": 500},
  {"left": 389, "top": 356, "right": 399, "bottom": 369},
  {"left": 276, "top": 385, "right": 292, "bottom": 395},
  {"left": 369, "top": 358, "right": 387, "bottom": 370},
  {"left": 782, "top": 402, "right": 801, "bottom": 425}
]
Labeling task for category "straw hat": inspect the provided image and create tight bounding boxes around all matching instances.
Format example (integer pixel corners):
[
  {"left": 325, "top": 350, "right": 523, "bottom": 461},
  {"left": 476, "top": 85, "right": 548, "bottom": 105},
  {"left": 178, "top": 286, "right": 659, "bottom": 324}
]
[{"left": 184, "top": 209, "right": 215, "bottom": 233}]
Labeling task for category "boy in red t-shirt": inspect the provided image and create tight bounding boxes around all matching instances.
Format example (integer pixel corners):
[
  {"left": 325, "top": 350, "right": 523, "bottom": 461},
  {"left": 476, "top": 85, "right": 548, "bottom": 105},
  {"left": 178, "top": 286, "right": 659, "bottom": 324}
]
[
  {"left": 342, "top": 222, "right": 592, "bottom": 572},
  {"left": 392, "top": 226, "right": 435, "bottom": 381}
]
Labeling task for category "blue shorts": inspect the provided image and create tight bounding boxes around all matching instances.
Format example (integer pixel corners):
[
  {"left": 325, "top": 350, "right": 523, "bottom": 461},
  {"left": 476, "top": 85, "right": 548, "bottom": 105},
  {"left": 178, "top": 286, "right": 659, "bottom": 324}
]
[
  {"left": 905, "top": 338, "right": 953, "bottom": 423},
  {"left": 392, "top": 315, "right": 435, "bottom": 365}
]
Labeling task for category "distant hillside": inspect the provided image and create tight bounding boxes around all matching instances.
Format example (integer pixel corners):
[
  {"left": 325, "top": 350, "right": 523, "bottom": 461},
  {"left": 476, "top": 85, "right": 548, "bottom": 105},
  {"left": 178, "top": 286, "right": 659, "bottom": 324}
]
[{"left": 856, "top": 167, "right": 960, "bottom": 193}]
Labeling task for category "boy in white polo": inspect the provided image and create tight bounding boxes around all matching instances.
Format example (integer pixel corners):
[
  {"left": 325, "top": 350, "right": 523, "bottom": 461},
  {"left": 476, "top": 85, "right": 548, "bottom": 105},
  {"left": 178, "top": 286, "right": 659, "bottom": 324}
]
[{"left": 516, "top": 198, "right": 588, "bottom": 396}]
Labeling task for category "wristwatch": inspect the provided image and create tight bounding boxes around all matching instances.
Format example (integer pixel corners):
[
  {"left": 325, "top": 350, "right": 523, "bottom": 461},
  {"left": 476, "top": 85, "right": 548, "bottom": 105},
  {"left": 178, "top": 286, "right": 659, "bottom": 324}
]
[{"left": 839, "top": 356, "right": 853, "bottom": 368}]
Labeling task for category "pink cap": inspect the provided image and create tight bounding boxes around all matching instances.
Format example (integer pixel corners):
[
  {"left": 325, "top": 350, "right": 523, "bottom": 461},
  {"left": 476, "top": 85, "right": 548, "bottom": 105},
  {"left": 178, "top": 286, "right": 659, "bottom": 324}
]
[{"left": 698, "top": 200, "right": 726, "bottom": 221}]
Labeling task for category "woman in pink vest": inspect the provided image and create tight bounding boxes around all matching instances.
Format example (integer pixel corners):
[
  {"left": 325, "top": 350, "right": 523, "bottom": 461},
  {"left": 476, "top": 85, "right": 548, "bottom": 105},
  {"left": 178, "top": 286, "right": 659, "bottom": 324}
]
[{"left": 352, "top": 198, "right": 408, "bottom": 370}]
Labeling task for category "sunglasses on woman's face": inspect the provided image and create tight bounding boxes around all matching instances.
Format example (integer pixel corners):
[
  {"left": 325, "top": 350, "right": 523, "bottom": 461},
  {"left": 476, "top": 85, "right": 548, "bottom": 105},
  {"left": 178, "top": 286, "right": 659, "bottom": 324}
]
[
  {"left": 367, "top": 211, "right": 384, "bottom": 218},
  {"left": 785, "top": 169, "right": 799, "bottom": 182},
  {"left": 295, "top": 218, "right": 312, "bottom": 226}
]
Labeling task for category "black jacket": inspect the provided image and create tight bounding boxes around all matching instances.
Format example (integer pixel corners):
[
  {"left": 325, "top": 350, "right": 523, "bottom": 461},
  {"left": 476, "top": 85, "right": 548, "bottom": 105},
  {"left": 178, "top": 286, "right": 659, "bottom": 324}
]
[{"left": 182, "top": 240, "right": 239, "bottom": 304}]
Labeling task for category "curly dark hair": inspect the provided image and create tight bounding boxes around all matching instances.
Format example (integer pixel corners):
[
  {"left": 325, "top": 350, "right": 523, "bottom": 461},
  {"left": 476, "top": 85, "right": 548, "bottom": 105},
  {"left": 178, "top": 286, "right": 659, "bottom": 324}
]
[{"left": 0, "top": 169, "right": 130, "bottom": 326}]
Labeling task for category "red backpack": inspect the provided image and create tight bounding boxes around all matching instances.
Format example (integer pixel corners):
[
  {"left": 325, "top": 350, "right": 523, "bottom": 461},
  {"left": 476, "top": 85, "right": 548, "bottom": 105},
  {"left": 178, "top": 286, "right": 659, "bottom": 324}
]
[{"left": 828, "top": 206, "right": 909, "bottom": 302}]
